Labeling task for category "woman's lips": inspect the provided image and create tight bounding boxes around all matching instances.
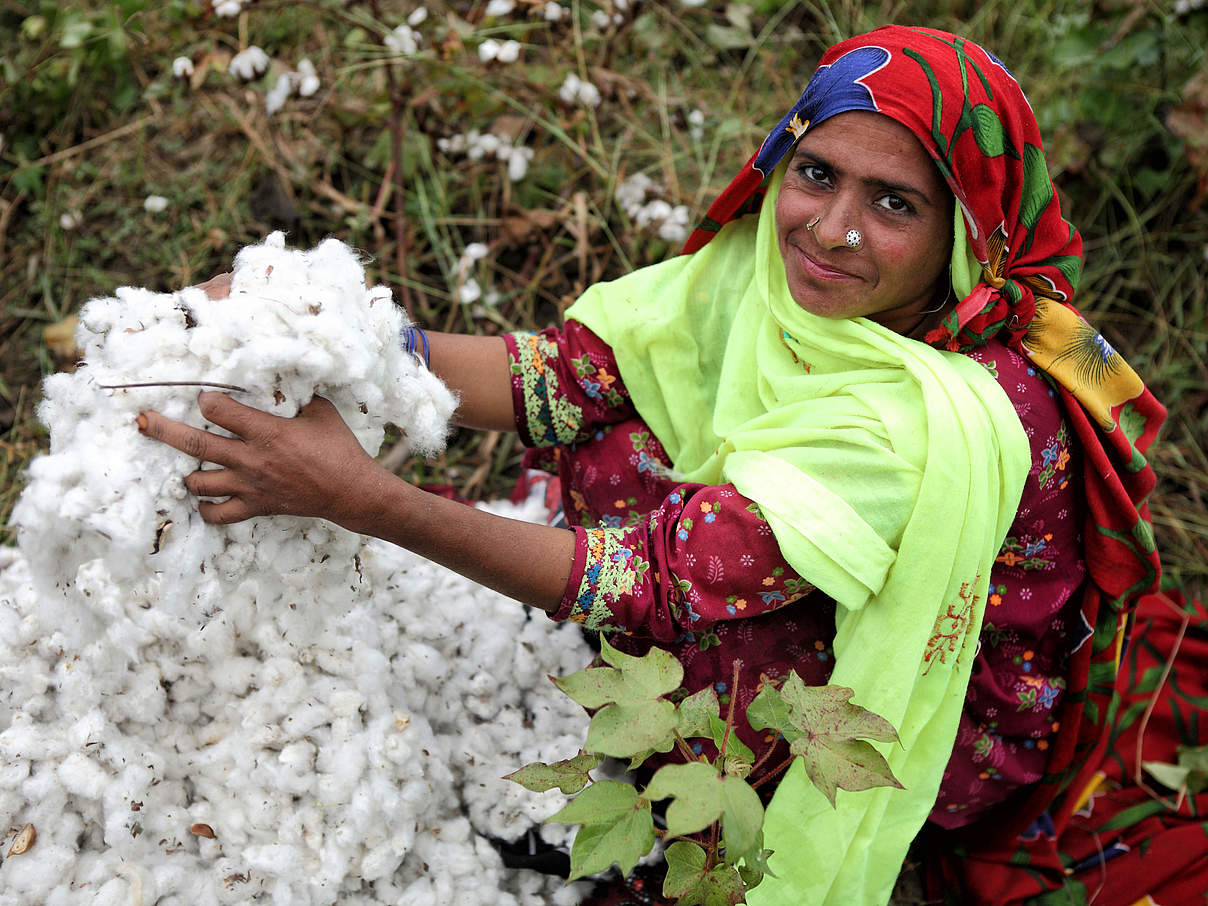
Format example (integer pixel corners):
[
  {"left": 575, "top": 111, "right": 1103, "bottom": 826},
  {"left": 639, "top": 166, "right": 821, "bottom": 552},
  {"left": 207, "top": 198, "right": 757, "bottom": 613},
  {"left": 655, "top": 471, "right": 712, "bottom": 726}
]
[{"left": 791, "top": 243, "right": 860, "bottom": 281}]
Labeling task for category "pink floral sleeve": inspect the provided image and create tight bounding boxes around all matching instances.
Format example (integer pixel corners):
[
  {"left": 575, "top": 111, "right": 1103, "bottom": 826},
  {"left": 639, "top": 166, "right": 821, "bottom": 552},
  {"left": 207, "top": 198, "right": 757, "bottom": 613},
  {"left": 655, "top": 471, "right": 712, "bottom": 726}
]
[
  {"left": 554, "top": 485, "right": 813, "bottom": 644},
  {"left": 502, "top": 322, "right": 635, "bottom": 448},
  {"left": 504, "top": 321, "right": 814, "bottom": 644}
]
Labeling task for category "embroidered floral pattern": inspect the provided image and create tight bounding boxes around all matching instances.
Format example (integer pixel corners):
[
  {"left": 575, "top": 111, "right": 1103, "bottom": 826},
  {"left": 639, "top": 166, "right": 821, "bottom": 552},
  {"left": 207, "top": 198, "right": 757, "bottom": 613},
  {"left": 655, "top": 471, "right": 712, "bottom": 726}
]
[
  {"left": 508, "top": 331, "right": 588, "bottom": 446},
  {"left": 568, "top": 527, "right": 647, "bottom": 631}
]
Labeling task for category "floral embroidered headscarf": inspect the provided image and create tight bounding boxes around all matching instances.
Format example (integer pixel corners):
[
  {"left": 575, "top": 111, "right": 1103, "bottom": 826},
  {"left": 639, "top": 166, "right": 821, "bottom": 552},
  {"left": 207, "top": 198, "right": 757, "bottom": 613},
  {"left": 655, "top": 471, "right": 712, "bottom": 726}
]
[{"left": 684, "top": 24, "right": 1166, "bottom": 840}]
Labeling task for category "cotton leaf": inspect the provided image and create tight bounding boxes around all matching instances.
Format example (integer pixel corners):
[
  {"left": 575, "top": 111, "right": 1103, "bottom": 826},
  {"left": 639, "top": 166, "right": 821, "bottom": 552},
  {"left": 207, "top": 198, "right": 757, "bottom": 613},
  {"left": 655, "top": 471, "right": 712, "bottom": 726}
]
[
  {"left": 586, "top": 698, "right": 679, "bottom": 758},
  {"left": 504, "top": 752, "right": 600, "bottom": 794},
  {"left": 732, "top": 831, "right": 775, "bottom": 890},
  {"left": 553, "top": 665, "right": 628, "bottom": 709},
  {"left": 677, "top": 687, "right": 721, "bottom": 739},
  {"left": 561, "top": 638, "right": 684, "bottom": 757},
  {"left": 598, "top": 635, "right": 684, "bottom": 697},
  {"left": 547, "top": 781, "right": 654, "bottom": 880},
  {"left": 663, "top": 840, "right": 747, "bottom": 906},
  {"left": 749, "top": 675, "right": 902, "bottom": 808},
  {"left": 1142, "top": 759, "right": 1190, "bottom": 793},
  {"left": 707, "top": 713, "right": 754, "bottom": 774},
  {"left": 642, "top": 762, "right": 764, "bottom": 857}
]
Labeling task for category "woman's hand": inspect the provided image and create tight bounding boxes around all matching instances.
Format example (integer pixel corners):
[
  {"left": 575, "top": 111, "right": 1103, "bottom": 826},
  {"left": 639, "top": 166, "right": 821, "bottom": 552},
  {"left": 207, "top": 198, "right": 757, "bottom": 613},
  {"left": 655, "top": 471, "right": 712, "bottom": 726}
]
[{"left": 137, "top": 391, "right": 389, "bottom": 529}]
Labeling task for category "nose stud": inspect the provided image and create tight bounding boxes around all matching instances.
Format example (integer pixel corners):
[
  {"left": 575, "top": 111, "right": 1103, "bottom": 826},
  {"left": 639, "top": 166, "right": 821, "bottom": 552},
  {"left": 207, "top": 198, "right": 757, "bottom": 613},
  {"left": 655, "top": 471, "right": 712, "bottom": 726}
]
[
  {"left": 845, "top": 228, "right": 863, "bottom": 250},
  {"left": 806, "top": 216, "right": 821, "bottom": 232}
]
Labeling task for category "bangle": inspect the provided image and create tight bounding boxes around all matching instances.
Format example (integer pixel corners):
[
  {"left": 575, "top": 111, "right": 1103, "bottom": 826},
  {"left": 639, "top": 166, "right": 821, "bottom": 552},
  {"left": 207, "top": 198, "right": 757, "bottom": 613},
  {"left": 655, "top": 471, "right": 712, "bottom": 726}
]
[{"left": 401, "top": 325, "right": 431, "bottom": 369}]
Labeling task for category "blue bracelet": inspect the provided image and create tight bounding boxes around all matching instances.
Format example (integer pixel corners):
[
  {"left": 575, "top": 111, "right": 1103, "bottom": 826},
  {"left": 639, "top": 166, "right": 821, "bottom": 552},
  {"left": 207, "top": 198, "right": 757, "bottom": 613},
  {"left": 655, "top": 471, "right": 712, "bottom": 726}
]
[{"left": 401, "top": 325, "right": 431, "bottom": 369}]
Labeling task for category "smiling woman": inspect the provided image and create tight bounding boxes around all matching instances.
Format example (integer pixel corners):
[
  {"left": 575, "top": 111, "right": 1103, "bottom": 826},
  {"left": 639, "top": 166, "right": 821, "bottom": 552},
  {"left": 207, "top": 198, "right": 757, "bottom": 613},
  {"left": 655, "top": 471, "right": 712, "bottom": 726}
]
[
  {"left": 136, "top": 23, "right": 1202, "bottom": 906},
  {"left": 775, "top": 111, "right": 954, "bottom": 332}
]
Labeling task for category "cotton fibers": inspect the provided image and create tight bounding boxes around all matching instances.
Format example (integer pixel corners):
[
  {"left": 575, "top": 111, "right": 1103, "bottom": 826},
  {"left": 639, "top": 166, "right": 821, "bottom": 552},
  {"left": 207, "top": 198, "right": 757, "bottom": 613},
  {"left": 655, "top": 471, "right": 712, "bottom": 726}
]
[{"left": 0, "top": 233, "right": 592, "bottom": 905}]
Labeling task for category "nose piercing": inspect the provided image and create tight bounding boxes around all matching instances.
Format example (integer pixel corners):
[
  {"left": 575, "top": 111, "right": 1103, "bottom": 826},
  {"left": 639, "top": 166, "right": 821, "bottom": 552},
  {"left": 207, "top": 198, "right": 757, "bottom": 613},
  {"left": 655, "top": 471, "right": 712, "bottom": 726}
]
[
  {"left": 806, "top": 216, "right": 821, "bottom": 232},
  {"left": 845, "top": 228, "right": 863, "bottom": 250}
]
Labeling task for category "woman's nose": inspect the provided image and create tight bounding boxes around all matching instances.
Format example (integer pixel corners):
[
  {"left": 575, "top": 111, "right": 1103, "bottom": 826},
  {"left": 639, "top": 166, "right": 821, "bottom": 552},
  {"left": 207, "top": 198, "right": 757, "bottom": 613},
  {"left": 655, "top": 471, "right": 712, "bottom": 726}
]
[{"left": 811, "top": 198, "right": 861, "bottom": 250}]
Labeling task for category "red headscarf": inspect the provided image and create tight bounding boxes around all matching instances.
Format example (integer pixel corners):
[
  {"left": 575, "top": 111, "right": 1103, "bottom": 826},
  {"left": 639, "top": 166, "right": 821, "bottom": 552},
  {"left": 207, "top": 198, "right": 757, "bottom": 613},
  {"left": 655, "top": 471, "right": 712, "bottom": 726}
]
[{"left": 684, "top": 24, "right": 1166, "bottom": 839}]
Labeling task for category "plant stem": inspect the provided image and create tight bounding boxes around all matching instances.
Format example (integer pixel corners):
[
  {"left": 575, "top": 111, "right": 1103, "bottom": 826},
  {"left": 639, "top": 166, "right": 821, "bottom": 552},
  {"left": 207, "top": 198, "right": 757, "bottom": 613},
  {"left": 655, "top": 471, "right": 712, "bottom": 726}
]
[
  {"left": 718, "top": 659, "right": 741, "bottom": 761},
  {"left": 750, "top": 755, "right": 795, "bottom": 790},
  {"left": 97, "top": 381, "right": 250, "bottom": 392}
]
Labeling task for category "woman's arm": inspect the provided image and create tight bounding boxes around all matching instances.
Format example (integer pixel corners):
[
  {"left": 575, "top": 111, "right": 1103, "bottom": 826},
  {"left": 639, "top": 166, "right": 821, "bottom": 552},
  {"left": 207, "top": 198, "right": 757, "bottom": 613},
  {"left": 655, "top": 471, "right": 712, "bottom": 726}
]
[
  {"left": 426, "top": 332, "right": 515, "bottom": 432},
  {"left": 136, "top": 391, "right": 573, "bottom": 612}
]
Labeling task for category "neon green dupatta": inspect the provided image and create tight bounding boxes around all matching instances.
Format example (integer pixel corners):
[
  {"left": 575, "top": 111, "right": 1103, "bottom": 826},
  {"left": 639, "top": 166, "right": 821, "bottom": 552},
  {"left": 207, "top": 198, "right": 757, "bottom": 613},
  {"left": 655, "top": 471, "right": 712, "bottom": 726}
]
[{"left": 566, "top": 166, "right": 1029, "bottom": 905}]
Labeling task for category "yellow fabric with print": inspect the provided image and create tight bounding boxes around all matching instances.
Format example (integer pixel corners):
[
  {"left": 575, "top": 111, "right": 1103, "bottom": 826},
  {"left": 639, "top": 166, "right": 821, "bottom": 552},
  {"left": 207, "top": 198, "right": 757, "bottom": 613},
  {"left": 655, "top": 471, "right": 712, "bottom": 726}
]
[{"left": 566, "top": 165, "right": 1030, "bottom": 905}]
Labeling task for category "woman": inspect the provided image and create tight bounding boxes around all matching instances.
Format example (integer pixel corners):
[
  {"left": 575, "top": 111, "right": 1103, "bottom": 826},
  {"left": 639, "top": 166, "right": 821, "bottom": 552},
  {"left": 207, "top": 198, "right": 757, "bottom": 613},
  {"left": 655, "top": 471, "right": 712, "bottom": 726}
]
[{"left": 141, "top": 26, "right": 1203, "bottom": 906}]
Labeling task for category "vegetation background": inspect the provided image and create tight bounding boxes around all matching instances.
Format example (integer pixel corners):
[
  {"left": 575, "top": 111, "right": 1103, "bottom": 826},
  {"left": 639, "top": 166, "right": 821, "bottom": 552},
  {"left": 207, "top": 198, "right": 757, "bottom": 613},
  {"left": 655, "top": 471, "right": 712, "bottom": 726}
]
[{"left": 1, "top": 0, "right": 1205, "bottom": 601}]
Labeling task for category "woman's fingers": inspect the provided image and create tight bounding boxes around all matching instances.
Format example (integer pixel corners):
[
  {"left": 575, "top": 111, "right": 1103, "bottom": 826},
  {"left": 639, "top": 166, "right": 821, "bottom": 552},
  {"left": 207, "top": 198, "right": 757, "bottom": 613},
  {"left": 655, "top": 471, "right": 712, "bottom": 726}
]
[
  {"left": 198, "top": 498, "right": 255, "bottom": 525},
  {"left": 197, "top": 390, "right": 282, "bottom": 441},
  {"left": 138, "top": 410, "right": 243, "bottom": 466},
  {"left": 184, "top": 468, "right": 240, "bottom": 499}
]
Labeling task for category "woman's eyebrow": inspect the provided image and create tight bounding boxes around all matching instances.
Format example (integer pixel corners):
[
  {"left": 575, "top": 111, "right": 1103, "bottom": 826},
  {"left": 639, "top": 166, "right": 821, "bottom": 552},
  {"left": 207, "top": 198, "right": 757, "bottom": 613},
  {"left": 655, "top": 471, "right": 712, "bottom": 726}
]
[{"left": 792, "top": 148, "right": 937, "bottom": 208}]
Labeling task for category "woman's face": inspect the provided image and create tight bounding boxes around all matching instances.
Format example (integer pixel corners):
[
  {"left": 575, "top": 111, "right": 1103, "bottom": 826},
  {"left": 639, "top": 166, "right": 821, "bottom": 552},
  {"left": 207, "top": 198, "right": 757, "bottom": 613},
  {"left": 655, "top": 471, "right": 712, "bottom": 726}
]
[{"left": 775, "top": 111, "right": 954, "bottom": 334}]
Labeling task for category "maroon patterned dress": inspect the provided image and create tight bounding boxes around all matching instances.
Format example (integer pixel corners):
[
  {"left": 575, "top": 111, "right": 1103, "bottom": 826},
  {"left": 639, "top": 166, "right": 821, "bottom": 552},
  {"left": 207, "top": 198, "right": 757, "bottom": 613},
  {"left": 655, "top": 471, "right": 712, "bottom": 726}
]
[{"left": 504, "top": 320, "right": 1085, "bottom": 828}]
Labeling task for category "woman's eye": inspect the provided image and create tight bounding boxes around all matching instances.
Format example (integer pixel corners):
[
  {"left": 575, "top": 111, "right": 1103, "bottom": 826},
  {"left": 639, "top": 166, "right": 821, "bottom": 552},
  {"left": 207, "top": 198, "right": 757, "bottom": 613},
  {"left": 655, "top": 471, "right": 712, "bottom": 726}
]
[
  {"left": 797, "top": 164, "right": 830, "bottom": 186},
  {"left": 877, "top": 194, "right": 910, "bottom": 213}
]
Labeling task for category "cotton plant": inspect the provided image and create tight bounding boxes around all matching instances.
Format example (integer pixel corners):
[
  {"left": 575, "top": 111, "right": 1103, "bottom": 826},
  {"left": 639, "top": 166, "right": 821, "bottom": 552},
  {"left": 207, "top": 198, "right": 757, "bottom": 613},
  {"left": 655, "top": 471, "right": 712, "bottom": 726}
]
[
  {"left": 0, "top": 233, "right": 594, "bottom": 905},
  {"left": 437, "top": 129, "right": 535, "bottom": 182},
  {"left": 615, "top": 174, "right": 692, "bottom": 243}
]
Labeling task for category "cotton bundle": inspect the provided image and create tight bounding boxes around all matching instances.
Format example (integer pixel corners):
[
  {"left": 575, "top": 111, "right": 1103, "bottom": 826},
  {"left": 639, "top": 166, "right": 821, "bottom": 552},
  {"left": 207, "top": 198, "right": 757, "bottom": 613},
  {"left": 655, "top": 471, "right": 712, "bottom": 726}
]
[{"left": 0, "top": 233, "right": 592, "bottom": 905}]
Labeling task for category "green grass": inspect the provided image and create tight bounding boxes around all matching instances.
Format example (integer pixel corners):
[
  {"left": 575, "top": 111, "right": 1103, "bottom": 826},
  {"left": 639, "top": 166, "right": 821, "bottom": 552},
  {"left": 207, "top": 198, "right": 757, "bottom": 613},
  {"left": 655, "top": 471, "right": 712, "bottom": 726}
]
[{"left": 1, "top": 0, "right": 1205, "bottom": 591}]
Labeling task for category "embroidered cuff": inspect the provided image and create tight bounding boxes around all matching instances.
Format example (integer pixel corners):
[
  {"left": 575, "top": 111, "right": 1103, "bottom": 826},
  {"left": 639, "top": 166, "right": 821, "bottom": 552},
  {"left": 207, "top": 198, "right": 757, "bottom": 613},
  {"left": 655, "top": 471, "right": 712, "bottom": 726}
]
[{"left": 504, "top": 331, "right": 587, "bottom": 448}]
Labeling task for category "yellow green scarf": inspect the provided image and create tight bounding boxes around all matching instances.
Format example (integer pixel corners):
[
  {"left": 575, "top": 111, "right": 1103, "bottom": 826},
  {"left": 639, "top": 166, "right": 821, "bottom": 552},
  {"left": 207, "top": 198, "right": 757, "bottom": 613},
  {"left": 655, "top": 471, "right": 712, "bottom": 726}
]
[{"left": 566, "top": 166, "right": 1029, "bottom": 904}]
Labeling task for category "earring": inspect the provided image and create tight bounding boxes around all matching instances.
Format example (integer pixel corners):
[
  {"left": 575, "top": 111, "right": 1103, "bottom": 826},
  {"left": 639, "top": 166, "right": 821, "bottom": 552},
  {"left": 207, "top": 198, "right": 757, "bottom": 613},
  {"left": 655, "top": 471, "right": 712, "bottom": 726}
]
[
  {"left": 921, "top": 284, "right": 954, "bottom": 315},
  {"left": 844, "top": 229, "right": 863, "bottom": 250}
]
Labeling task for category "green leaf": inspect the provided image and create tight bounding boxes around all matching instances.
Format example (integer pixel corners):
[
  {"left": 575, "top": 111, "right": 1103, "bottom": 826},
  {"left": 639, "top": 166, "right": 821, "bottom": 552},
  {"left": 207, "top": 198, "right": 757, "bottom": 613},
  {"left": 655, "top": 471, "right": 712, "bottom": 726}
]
[
  {"left": 643, "top": 762, "right": 764, "bottom": 857},
  {"left": 504, "top": 752, "right": 600, "bottom": 794},
  {"left": 557, "top": 638, "right": 684, "bottom": 758},
  {"left": 678, "top": 687, "right": 721, "bottom": 739},
  {"left": 663, "top": 840, "right": 747, "bottom": 905},
  {"left": 586, "top": 698, "right": 679, "bottom": 758},
  {"left": 732, "top": 831, "right": 776, "bottom": 889},
  {"left": 1141, "top": 759, "right": 1189, "bottom": 793},
  {"left": 555, "top": 665, "right": 629, "bottom": 709},
  {"left": 547, "top": 781, "right": 655, "bottom": 880},
  {"left": 746, "top": 683, "right": 789, "bottom": 735},
  {"left": 705, "top": 715, "right": 753, "bottom": 777},
  {"left": 748, "top": 676, "right": 902, "bottom": 808}
]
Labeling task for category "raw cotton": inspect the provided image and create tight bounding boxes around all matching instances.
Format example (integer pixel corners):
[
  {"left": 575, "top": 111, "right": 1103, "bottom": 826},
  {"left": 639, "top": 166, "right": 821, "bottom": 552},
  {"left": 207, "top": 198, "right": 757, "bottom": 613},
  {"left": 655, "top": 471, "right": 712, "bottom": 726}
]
[{"left": 0, "top": 233, "right": 593, "bottom": 905}]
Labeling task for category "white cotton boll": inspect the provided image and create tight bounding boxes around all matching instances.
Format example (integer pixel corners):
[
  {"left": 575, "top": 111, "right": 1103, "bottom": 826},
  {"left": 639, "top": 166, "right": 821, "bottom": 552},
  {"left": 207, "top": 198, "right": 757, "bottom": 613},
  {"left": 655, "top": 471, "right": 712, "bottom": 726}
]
[
  {"left": 229, "top": 45, "right": 269, "bottom": 81},
  {"left": 558, "top": 72, "right": 581, "bottom": 104},
  {"left": 265, "top": 73, "right": 293, "bottom": 115},
  {"left": 478, "top": 38, "right": 500, "bottom": 63},
  {"left": 213, "top": 0, "right": 243, "bottom": 15},
  {"left": 172, "top": 56, "right": 194, "bottom": 78},
  {"left": 57, "top": 751, "right": 110, "bottom": 800},
  {"left": 544, "top": 2, "right": 564, "bottom": 21},
  {"left": 384, "top": 24, "right": 420, "bottom": 55},
  {"left": 408, "top": 6, "right": 429, "bottom": 25},
  {"left": 484, "top": 0, "right": 515, "bottom": 15},
  {"left": 458, "top": 277, "right": 482, "bottom": 305},
  {"left": 496, "top": 39, "right": 521, "bottom": 63},
  {"left": 297, "top": 59, "right": 320, "bottom": 97},
  {"left": 144, "top": 194, "right": 169, "bottom": 213}
]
